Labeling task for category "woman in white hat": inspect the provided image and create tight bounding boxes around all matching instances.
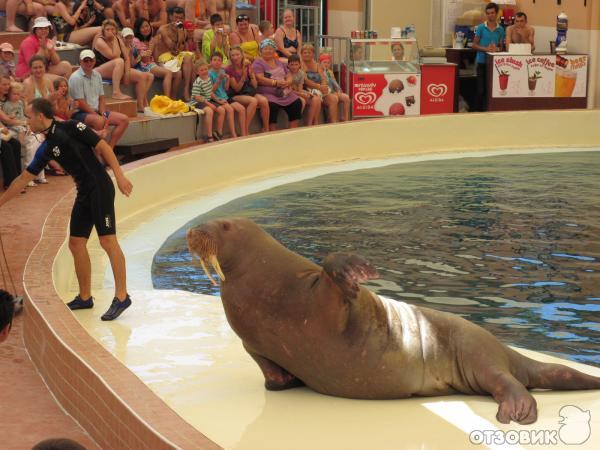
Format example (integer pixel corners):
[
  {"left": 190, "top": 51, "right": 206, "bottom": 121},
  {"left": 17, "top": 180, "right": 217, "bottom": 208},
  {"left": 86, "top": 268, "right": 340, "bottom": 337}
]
[{"left": 15, "top": 16, "right": 72, "bottom": 80}]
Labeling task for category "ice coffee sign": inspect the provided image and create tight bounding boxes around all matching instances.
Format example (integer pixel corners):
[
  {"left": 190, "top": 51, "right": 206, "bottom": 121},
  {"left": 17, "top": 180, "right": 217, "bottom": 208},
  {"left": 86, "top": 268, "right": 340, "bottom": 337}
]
[{"left": 491, "top": 54, "right": 587, "bottom": 98}]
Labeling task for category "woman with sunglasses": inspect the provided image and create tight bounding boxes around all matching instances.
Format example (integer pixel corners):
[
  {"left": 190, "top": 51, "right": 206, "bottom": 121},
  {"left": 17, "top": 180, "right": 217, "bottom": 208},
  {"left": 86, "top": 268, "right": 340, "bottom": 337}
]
[{"left": 229, "top": 13, "right": 260, "bottom": 62}]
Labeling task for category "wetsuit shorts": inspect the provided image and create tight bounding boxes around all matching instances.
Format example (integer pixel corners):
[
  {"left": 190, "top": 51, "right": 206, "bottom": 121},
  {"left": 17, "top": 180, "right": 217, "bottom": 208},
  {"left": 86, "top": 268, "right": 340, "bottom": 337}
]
[{"left": 70, "top": 179, "right": 116, "bottom": 238}]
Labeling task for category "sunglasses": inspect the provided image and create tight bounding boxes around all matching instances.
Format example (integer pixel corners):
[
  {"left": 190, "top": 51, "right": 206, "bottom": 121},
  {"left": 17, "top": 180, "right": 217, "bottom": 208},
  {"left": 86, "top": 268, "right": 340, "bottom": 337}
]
[{"left": 236, "top": 15, "right": 249, "bottom": 22}]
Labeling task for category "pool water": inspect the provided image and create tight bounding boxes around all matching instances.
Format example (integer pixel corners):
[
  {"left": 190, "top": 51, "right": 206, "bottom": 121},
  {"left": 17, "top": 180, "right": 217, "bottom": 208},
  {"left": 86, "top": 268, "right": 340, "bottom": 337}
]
[{"left": 152, "top": 151, "right": 600, "bottom": 367}]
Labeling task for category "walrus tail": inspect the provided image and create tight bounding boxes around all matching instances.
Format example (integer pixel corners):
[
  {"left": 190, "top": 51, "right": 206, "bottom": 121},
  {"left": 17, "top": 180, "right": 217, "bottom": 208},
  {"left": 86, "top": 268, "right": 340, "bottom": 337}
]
[{"left": 513, "top": 352, "right": 600, "bottom": 390}]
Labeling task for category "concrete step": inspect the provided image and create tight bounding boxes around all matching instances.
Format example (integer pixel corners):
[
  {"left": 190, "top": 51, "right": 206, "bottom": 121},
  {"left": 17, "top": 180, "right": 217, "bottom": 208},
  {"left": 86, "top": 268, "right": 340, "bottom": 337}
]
[
  {"left": 0, "top": 31, "right": 29, "bottom": 49},
  {"left": 105, "top": 98, "right": 138, "bottom": 117},
  {"left": 57, "top": 45, "right": 87, "bottom": 65},
  {"left": 119, "top": 114, "right": 200, "bottom": 146},
  {"left": 0, "top": 15, "right": 29, "bottom": 33}
]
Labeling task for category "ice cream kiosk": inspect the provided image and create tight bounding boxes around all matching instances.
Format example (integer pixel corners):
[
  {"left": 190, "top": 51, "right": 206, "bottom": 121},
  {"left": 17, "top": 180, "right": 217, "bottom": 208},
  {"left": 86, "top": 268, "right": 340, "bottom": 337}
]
[{"left": 347, "top": 37, "right": 457, "bottom": 118}]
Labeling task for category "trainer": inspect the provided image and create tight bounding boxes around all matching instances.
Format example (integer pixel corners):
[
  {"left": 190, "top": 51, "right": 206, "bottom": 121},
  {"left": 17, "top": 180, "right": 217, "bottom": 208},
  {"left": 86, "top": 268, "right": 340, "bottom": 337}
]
[{"left": 0, "top": 98, "right": 134, "bottom": 321}]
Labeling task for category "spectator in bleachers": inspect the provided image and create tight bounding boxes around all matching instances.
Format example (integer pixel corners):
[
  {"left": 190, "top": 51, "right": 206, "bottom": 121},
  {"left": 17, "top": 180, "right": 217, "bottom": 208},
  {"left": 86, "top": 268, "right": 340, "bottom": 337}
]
[
  {"left": 208, "top": 51, "right": 245, "bottom": 137},
  {"left": 258, "top": 19, "right": 274, "bottom": 41},
  {"left": 183, "top": 20, "right": 201, "bottom": 58},
  {"left": 136, "top": 0, "right": 167, "bottom": 30},
  {"left": 0, "top": 74, "right": 23, "bottom": 189},
  {"left": 226, "top": 45, "right": 267, "bottom": 134},
  {"left": 209, "top": 0, "right": 236, "bottom": 31},
  {"left": 72, "top": 0, "right": 114, "bottom": 28},
  {"left": 181, "top": 0, "right": 209, "bottom": 37},
  {"left": 51, "top": 76, "right": 77, "bottom": 120},
  {"left": 69, "top": 49, "right": 130, "bottom": 148},
  {"left": 49, "top": 0, "right": 103, "bottom": 46},
  {"left": 319, "top": 53, "right": 350, "bottom": 122},
  {"left": 229, "top": 13, "right": 259, "bottom": 62},
  {"left": 1, "top": 0, "right": 46, "bottom": 33},
  {"left": 15, "top": 17, "right": 72, "bottom": 81},
  {"left": 113, "top": 0, "right": 137, "bottom": 29},
  {"left": 301, "top": 43, "right": 340, "bottom": 124},
  {"left": 0, "top": 43, "right": 16, "bottom": 79},
  {"left": 92, "top": 18, "right": 153, "bottom": 112},
  {"left": 23, "top": 55, "right": 53, "bottom": 100},
  {"left": 287, "top": 54, "right": 321, "bottom": 126},
  {"left": 2, "top": 81, "right": 27, "bottom": 144},
  {"left": 132, "top": 18, "right": 174, "bottom": 98},
  {"left": 252, "top": 39, "right": 302, "bottom": 132},
  {"left": 202, "top": 13, "right": 229, "bottom": 64},
  {"left": 190, "top": 59, "right": 219, "bottom": 142},
  {"left": 155, "top": 6, "right": 194, "bottom": 101},
  {"left": 274, "top": 8, "right": 301, "bottom": 61},
  {"left": 0, "top": 289, "right": 15, "bottom": 343}
]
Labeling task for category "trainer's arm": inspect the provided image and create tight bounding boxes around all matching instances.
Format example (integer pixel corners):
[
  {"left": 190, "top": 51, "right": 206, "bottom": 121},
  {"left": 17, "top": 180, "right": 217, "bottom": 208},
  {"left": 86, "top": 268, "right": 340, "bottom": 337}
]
[
  {"left": 0, "top": 171, "right": 36, "bottom": 209},
  {"left": 95, "top": 140, "right": 133, "bottom": 197}
]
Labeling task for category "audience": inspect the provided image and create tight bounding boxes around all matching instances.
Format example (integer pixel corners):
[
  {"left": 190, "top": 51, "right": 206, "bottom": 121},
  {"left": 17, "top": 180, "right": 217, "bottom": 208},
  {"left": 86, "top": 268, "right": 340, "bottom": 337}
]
[
  {"left": 252, "top": 39, "right": 302, "bottom": 132},
  {"left": 229, "top": 13, "right": 260, "bottom": 62},
  {"left": 132, "top": 18, "right": 173, "bottom": 98},
  {"left": 48, "top": 0, "right": 102, "bottom": 46},
  {"left": 1, "top": 0, "right": 46, "bottom": 33},
  {"left": 287, "top": 54, "right": 321, "bottom": 126},
  {"left": 51, "top": 76, "right": 77, "bottom": 120},
  {"left": 15, "top": 17, "right": 72, "bottom": 81},
  {"left": 68, "top": 49, "right": 129, "bottom": 148},
  {"left": 301, "top": 43, "right": 340, "bottom": 124},
  {"left": 226, "top": 45, "right": 268, "bottom": 134},
  {"left": 23, "top": 55, "right": 54, "bottom": 101},
  {"left": 191, "top": 59, "right": 222, "bottom": 142},
  {"left": 155, "top": 6, "right": 194, "bottom": 101},
  {"left": 274, "top": 9, "right": 301, "bottom": 61},
  {"left": 0, "top": 75, "right": 23, "bottom": 190},
  {"left": 208, "top": 51, "right": 245, "bottom": 138},
  {"left": 202, "top": 13, "right": 229, "bottom": 64},
  {"left": 0, "top": 42, "right": 16, "bottom": 78},
  {"left": 136, "top": 0, "right": 167, "bottom": 30},
  {"left": 319, "top": 53, "right": 350, "bottom": 122}
]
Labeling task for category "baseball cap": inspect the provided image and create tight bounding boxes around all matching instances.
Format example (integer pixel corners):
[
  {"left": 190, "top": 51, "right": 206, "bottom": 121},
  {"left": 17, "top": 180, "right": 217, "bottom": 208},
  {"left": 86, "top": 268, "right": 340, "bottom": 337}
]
[
  {"left": 0, "top": 42, "right": 14, "bottom": 53},
  {"left": 32, "top": 16, "right": 52, "bottom": 29},
  {"left": 121, "top": 27, "right": 134, "bottom": 38},
  {"left": 79, "top": 49, "right": 96, "bottom": 60}
]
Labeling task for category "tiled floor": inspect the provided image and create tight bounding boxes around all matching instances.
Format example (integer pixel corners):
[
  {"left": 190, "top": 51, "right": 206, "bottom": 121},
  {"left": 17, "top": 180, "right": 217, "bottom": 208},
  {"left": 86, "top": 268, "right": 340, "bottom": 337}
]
[{"left": 0, "top": 175, "right": 99, "bottom": 450}]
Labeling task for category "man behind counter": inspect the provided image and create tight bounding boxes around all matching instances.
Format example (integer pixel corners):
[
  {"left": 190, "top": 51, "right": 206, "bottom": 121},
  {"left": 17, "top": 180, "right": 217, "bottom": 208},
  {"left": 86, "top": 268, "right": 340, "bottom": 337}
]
[
  {"left": 471, "top": 2, "right": 505, "bottom": 112},
  {"left": 506, "top": 12, "right": 535, "bottom": 52}
]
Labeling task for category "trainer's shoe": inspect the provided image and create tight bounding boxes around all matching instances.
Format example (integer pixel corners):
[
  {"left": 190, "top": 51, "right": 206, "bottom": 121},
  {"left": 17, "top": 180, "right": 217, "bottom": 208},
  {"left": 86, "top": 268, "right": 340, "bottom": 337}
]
[
  {"left": 101, "top": 295, "right": 132, "bottom": 321},
  {"left": 67, "top": 295, "right": 94, "bottom": 310}
]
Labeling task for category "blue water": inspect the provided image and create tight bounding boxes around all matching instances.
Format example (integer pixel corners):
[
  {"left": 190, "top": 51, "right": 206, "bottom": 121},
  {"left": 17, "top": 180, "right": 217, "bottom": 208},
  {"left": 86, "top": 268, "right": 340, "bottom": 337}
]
[{"left": 152, "top": 151, "right": 600, "bottom": 366}]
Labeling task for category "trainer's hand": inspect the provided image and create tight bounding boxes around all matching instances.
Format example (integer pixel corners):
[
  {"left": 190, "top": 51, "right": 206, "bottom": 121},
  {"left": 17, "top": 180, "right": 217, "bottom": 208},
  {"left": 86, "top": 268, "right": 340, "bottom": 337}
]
[{"left": 117, "top": 175, "right": 133, "bottom": 197}]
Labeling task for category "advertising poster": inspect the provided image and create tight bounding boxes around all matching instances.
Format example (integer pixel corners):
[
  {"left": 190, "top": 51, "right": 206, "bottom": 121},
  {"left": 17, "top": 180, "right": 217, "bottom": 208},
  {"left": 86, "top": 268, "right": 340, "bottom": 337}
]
[
  {"left": 555, "top": 55, "right": 588, "bottom": 98},
  {"left": 492, "top": 55, "right": 526, "bottom": 97},
  {"left": 421, "top": 65, "right": 456, "bottom": 114},
  {"left": 523, "top": 55, "right": 556, "bottom": 97},
  {"left": 352, "top": 73, "right": 421, "bottom": 117}
]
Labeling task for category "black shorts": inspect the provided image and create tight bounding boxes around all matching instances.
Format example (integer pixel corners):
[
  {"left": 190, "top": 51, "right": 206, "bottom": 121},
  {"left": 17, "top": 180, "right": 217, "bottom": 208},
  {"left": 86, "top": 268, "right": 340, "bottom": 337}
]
[
  {"left": 70, "top": 180, "right": 116, "bottom": 238},
  {"left": 268, "top": 98, "right": 303, "bottom": 124}
]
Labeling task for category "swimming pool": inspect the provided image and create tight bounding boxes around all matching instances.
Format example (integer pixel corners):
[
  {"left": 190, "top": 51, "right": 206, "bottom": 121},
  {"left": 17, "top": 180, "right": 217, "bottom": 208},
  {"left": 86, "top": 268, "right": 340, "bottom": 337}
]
[{"left": 153, "top": 151, "right": 600, "bottom": 367}]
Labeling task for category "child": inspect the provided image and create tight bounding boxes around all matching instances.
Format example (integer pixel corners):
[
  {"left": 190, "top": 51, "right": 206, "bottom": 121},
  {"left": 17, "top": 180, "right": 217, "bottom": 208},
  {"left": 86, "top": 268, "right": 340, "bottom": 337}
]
[
  {"left": 51, "top": 77, "right": 78, "bottom": 121},
  {"left": 319, "top": 53, "right": 350, "bottom": 122},
  {"left": 259, "top": 20, "right": 274, "bottom": 40},
  {"left": 2, "top": 81, "right": 27, "bottom": 143},
  {"left": 191, "top": 59, "right": 221, "bottom": 142},
  {"left": 208, "top": 52, "right": 246, "bottom": 138},
  {"left": 0, "top": 42, "right": 16, "bottom": 79},
  {"left": 287, "top": 54, "right": 321, "bottom": 126}
]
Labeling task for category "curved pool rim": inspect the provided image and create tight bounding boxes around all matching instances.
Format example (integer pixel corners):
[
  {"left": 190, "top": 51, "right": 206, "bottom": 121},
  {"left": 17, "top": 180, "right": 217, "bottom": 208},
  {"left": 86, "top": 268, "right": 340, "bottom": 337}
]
[{"left": 23, "top": 111, "right": 600, "bottom": 449}]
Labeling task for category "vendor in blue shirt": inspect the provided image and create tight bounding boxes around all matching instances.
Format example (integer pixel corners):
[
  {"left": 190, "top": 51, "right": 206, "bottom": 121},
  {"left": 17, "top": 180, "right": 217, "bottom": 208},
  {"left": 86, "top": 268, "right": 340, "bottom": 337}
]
[{"left": 471, "top": 2, "right": 505, "bottom": 112}]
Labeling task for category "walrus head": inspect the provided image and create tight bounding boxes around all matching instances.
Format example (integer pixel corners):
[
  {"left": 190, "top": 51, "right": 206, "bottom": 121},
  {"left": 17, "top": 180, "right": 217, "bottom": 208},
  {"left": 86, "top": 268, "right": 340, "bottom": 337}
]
[{"left": 187, "top": 222, "right": 227, "bottom": 286}]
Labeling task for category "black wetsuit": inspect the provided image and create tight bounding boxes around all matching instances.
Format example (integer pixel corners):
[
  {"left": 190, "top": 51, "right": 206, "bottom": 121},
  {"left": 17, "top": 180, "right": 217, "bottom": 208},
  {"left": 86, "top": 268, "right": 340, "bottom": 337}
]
[{"left": 26, "top": 120, "right": 116, "bottom": 238}]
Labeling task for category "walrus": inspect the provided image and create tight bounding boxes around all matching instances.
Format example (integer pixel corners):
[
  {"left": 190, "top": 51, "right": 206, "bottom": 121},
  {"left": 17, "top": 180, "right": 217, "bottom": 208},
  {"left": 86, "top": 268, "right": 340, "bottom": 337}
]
[{"left": 187, "top": 218, "right": 600, "bottom": 425}]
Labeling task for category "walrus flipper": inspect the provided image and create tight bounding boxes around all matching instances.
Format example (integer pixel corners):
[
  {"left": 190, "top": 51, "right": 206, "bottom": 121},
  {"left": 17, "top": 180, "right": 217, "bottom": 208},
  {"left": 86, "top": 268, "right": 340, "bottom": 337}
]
[
  {"left": 244, "top": 345, "right": 305, "bottom": 391},
  {"left": 322, "top": 252, "right": 379, "bottom": 299}
]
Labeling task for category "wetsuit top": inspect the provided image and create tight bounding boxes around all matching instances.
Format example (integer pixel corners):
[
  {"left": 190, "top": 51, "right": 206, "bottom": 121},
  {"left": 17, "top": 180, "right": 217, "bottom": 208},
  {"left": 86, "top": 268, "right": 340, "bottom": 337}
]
[{"left": 26, "top": 120, "right": 106, "bottom": 192}]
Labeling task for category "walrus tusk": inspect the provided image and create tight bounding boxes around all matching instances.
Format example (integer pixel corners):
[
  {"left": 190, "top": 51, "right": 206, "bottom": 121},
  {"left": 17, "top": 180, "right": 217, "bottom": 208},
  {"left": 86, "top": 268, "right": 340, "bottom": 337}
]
[
  {"left": 209, "top": 254, "right": 226, "bottom": 281},
  {"left": 199, "top": 258, "right": 218, "bottom": 286}
]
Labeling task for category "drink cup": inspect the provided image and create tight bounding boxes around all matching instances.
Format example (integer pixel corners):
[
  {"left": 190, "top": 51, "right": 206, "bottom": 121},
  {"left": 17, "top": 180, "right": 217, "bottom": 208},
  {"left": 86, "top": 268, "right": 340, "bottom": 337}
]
[
  {"left": 555, "top": 67, "right": 577, "bottom": 97},
  {"left": 499, "top": 73, "right": 509, "bottom": 95}
]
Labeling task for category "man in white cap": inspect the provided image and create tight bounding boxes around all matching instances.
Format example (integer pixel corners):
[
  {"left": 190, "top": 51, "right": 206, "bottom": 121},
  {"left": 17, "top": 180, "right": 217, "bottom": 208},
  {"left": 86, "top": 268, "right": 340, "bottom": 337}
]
[
  {"left": 15, "top": 16, "right": 72, "bottom": 80},
  {"left": 68, "top": 49, "right": 130, "bottom": 149},
  {"left": 0, "top": 43, "right": 16, "bottom": 78}
]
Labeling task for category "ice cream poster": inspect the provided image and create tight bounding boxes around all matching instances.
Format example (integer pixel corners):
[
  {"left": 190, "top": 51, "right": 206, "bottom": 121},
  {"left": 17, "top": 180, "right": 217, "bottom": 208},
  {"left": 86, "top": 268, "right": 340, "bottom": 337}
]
[
  {"left": 352, "top": 73, "right": 421, "bottom": 117},
  {"left": 555, "top": 55, "right": 588, "bottom": 98}
]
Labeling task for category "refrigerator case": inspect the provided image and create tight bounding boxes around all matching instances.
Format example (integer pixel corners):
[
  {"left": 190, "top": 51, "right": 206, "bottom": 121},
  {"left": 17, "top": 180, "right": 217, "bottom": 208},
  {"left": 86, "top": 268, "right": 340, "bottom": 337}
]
[{"left": 349, "top": 38, "right": 421, "bottom": 117}]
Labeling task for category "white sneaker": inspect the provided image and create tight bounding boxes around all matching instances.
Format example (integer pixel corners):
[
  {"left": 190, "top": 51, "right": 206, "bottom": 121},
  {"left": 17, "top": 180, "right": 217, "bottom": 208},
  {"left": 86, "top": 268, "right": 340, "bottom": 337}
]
[{"left": 27, "top": 181, "right": 36, "bottom": 187}]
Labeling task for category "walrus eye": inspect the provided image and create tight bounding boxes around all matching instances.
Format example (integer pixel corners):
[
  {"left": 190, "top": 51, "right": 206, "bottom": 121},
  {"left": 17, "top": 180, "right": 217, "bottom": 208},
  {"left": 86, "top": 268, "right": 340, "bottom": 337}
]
[{"left": 222, "top": 222, "right": 231, "bottom": 231}]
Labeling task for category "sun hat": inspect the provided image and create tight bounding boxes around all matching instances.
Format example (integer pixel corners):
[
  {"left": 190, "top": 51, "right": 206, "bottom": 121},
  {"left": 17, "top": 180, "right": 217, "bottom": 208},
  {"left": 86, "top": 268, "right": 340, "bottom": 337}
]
[
  {"left": 0, "top": 42, "right": 14, "bottom": 53},
  {"left": 32, "top": 17, "right": 52, "bottom": 29}
]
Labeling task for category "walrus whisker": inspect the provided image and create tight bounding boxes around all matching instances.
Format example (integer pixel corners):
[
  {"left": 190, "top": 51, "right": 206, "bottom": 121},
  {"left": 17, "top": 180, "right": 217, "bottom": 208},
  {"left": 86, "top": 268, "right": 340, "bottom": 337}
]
[
  {"left": 199, "top": 258, "right": 218, "bottom": 286},
  {"left": 209, "top": 255, "right": 226, "bottom": 281}
]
